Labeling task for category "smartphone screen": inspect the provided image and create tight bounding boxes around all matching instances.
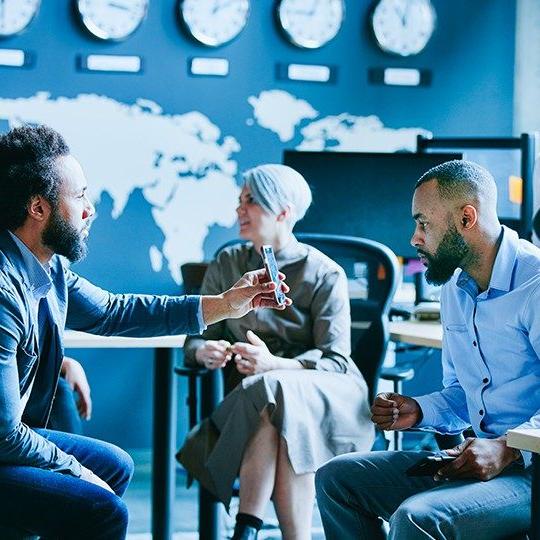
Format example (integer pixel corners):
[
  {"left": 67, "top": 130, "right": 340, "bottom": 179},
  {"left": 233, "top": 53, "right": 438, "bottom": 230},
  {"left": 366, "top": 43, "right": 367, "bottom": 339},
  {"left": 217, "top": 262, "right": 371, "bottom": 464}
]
[{"left": 260, "top": 245, "right": 286, "bottom": 305}]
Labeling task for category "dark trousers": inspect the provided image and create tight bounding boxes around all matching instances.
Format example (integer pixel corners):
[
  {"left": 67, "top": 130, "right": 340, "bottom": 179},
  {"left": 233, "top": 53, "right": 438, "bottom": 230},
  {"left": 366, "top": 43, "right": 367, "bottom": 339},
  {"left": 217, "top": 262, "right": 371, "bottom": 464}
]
[{"left": 0, "top": 429, "right": 134, "bottom": 539}]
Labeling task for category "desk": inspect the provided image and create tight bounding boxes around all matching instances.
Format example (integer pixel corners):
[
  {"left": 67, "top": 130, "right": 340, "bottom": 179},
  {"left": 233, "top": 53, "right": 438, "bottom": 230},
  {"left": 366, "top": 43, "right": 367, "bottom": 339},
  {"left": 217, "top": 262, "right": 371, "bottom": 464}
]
[
  {"left": 64, "top": 330, "right": 185, "bottom": 540},
  {"left": 508, "top": 428, "right": 540, "bottom": 540},
  {"left": 389, "top": 320, "right": 442, "bottom": 349}
]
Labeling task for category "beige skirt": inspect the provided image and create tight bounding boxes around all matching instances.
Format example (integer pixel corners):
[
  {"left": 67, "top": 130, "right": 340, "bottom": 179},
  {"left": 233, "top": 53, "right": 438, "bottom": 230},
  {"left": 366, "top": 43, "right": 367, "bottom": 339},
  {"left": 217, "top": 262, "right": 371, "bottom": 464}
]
[{"left": 177, "top": 368, "right": 374, "bottom": 509}]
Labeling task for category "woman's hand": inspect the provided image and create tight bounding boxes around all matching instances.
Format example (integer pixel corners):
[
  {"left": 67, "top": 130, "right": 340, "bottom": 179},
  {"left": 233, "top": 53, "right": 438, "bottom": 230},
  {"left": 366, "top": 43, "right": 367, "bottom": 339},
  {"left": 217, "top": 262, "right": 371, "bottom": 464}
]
[
  {"left": 195, "top": 340, "right": 232, "bottom": 370},
  {"left": 231, "top": 331, "right": 279, "bottom": 376}
]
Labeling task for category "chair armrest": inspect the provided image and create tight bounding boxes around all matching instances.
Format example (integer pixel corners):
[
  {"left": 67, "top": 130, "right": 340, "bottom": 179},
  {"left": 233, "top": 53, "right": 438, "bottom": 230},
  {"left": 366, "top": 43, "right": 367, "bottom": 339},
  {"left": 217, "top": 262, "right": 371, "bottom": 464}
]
[{"left": 380, "top": 366, "right": 415, "bottom": 382}]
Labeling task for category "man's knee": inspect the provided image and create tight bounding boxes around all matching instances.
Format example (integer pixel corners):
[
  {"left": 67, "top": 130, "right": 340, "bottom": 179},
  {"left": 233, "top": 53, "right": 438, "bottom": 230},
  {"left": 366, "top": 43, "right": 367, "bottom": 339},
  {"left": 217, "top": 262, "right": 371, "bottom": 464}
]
[
  {"left": 86, "top": 492, "right": 129, "bottom": 538},
  {"left": 116, "top": 447, "right": 135, "bottom": 483},
  {"left": 108, "top": 445, "right": 135, "bottom": 484},
  {"left": 316, "top": 453, "right": 369, "bottom": 503},
  {"left": 391, "top": 497, "right": 445, "bottom": 539}
]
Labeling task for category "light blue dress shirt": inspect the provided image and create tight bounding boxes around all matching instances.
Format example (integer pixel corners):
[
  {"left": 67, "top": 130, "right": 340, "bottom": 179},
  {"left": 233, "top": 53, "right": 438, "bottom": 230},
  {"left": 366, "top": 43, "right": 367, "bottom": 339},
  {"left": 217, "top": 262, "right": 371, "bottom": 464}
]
[{"left": 415, "top": 226, "right": 540, "bottom": 462}]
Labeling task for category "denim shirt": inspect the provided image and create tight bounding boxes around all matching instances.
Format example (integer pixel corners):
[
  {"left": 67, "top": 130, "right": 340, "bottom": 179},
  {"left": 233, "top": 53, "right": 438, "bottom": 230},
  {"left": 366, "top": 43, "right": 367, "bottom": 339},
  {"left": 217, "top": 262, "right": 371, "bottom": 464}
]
[
  {"left": 0, "top": 230, "right": 203, "bottom": 476},
  {"left": 415, "top": 226, "right": 540, "bottom": 465}
]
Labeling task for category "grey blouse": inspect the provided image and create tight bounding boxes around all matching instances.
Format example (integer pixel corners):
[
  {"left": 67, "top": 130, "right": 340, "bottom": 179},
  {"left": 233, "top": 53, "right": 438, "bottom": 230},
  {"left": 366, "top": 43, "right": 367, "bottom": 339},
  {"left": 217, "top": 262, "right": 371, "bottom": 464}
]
[{"left": 184, "top": 238, "right": 361, "bottom": 391}]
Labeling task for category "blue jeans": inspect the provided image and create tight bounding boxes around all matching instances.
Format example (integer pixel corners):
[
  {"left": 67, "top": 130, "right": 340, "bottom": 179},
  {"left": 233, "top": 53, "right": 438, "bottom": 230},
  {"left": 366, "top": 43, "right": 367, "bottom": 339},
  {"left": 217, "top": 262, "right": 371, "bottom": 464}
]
[
  {"left": 0, "top": 429, "right": 134, "bottom": 539},
  {"left": 316, "top": 450, "right": 531, "bottom": 540},
  {"left": 48, "top": 377, "right": 83, "bottom": 435}
]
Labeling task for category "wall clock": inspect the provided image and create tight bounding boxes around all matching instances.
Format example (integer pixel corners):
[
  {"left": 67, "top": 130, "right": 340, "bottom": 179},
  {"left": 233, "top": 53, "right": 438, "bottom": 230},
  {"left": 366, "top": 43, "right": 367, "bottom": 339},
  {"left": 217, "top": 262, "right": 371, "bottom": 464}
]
[
  {"left": 276, "top": 0, "right": 345, "bottom": 49},
  {"left": 180, "top": 0, "right": 250, "bottom": 47},
  {"left": 76, "top": 0, "right": 149, "bottom": 41},
  {"left": 0, "top": 0, "right": 40, "bottom": 38},
  {"left": 371, "top": 0, "right": 436, "bottom": 57}
]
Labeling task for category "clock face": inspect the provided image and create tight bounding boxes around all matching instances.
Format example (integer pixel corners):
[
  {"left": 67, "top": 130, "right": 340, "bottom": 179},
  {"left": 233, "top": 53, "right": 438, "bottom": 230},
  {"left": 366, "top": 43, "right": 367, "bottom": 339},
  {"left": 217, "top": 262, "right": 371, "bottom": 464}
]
[
  {"left": 371, "top": 0, "right": 436, "bottom": 57},
  {"left": 0, "top": 0, "right": 40, "bottom": 37},
  {"left": 277, "top": 0, "right": 345, "bottom": 49},
  {"left": 180, "top": 0, "right": 250, "bottom": 47},
  {"left": 77, "top": 0, "right": 149, "bottom": 41}
]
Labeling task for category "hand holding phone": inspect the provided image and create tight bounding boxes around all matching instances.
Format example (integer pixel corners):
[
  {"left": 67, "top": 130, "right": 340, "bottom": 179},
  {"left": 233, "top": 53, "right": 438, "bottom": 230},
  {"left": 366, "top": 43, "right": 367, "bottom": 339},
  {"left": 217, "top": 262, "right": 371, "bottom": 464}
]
[
  {"left": 406, "top": 454, "right": 456, "bottom": 477},
  {"left": 260, "top": 245, "right": 287, "bottom": 306}
]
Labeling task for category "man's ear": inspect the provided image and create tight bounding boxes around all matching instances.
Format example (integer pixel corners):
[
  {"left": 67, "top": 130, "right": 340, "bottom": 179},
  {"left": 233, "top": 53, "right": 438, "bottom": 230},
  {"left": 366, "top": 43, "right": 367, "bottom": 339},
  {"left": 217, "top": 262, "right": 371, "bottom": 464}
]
[
  {"left": 27, "top": 195, "right": 51, "bottom": 223},
  {"left": 460, "top": 204, "right": 478, "bottom": 230}
]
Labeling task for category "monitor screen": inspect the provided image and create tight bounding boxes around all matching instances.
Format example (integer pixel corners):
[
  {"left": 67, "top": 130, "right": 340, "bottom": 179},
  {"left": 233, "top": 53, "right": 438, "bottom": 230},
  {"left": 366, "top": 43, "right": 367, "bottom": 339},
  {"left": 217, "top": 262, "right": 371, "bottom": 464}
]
[
  {"left": 284, "top": 150, "right": 462, "bottom": 259},
  {"left": 422, "top": 147, "right": 523, "bottom": 224}
]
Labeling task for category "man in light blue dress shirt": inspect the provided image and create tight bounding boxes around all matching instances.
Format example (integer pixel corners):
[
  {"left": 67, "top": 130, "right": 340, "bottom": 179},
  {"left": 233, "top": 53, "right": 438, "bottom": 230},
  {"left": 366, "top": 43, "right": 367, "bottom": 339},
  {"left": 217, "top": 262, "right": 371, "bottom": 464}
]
[
  {"left": 0, "top": 125, "right": 291, "bottom": 539},
  {"left": 316, "top": 160, "right": 540, "bottom": 539}
]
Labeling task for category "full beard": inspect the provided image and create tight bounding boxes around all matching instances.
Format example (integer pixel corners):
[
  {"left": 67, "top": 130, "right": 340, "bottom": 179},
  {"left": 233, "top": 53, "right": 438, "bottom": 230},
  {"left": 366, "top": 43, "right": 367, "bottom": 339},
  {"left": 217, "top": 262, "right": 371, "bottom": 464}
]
[
  {"left": 42, "top": 210, "right": 88, "bottom": 263},
  {"left": 419, "top": 225, "right": 470, "bottom": 285}
]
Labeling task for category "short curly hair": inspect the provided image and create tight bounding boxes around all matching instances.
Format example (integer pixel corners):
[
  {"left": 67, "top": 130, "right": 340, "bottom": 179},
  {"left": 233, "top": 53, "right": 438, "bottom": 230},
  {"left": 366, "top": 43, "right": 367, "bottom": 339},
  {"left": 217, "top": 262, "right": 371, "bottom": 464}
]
[{"left": 0, "top": 124, "right": 70, "bottom": 230}]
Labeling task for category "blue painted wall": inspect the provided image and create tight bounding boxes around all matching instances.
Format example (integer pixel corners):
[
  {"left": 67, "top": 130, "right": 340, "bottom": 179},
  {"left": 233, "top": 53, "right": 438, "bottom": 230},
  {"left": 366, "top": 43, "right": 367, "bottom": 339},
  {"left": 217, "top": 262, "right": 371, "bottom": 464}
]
[{"left": 0, "top": 0, "right": 516, "bottom": 448}]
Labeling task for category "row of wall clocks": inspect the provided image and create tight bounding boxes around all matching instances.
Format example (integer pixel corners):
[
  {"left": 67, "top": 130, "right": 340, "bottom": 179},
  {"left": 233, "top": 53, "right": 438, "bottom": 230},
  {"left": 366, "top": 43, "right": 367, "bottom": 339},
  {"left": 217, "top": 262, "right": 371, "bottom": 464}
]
[{"left": 0, "top": 0, "right": 437, "bottom": 57}]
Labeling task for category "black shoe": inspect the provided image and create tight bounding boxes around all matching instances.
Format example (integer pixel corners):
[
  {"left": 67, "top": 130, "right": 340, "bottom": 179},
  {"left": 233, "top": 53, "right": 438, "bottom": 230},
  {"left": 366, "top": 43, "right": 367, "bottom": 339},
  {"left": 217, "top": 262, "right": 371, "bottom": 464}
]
[{"left": 231, "top": 523, "right": 259, "bottom": 540}]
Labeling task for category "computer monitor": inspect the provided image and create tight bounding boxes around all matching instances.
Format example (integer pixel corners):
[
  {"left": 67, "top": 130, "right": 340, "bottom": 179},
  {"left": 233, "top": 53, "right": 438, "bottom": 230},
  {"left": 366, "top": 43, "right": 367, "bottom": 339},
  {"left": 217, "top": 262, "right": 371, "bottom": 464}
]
[
  {"left": 284, "top": 150, "right": 462, "bottom": 259},
  {"left": 417, "top": 134, "right": 537, "bottom": 240}
]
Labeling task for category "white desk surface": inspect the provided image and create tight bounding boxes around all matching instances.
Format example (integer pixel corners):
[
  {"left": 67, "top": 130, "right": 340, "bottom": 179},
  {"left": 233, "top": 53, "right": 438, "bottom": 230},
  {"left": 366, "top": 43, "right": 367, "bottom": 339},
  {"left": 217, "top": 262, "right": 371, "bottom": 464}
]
[
  {"left": 507, "top": 428, "right": 540, "bottom": 454},
  {"left": 389, "top": 320, "right": 443, "bottom": 349},
  {"left": 64, "top": 330, "right": 186, "bottom": 349}
]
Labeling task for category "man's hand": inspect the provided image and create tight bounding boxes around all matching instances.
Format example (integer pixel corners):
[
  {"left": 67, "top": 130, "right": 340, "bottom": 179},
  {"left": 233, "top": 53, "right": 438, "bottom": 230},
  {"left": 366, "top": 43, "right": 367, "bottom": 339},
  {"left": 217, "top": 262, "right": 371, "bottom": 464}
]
[
  {"left": 223, "top": 269, "right": 292, "bottom": 317},
  {"left": 370, "top": 392, "right": 422, "bottom": 431},
  {"left": 80, "top": 465, "right": 114, "bottom": 493},
  {"left": 195, "top": 340, "right": 232, "bottom": 370},
  {"left": 435, "top": 437, "right": 521, "bottom": 482},
  {"left": 202, "top": 268, "right": 292, "bottom": 325},
  {"left": 61, "top": 357, "right": 92, "bottom": 420},
  {"left": 231, "top": 330, "right": 282, "bottom": 375}
]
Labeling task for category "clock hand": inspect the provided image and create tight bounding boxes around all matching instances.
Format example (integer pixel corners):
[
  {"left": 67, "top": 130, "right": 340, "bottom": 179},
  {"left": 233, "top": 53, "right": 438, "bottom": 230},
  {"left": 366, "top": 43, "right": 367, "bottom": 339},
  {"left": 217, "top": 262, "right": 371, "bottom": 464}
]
[
  {"left": 212, "top": 0, "right": 235, "bottom": 14},
  {"left": 290, "top": 2, "right": 317, "bottom": 17},
  {"left": 108, "top": 1, "right": 131, "bottom": 11},
  {"left": 394, "top": 1, "right": 406, "bottom": 26},
  {"left": 403, "top": 0, "right": 412, "bottom": 27},
  {"left": 309, "top": 0, "right": 322, "bottom": 17}
]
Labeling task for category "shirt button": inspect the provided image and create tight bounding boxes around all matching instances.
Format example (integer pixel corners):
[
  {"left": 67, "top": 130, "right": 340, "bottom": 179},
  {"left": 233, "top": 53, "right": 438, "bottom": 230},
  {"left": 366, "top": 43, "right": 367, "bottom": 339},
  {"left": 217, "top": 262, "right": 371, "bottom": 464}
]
[
  {"left": 483, "top": 378, "right": 489, "bottom": 384},
  {"left": 479, "top": 409, "right": 484, "bottom": 416},
  {"left": 473, "top": 341, "right": 477, "bottom": 347}
]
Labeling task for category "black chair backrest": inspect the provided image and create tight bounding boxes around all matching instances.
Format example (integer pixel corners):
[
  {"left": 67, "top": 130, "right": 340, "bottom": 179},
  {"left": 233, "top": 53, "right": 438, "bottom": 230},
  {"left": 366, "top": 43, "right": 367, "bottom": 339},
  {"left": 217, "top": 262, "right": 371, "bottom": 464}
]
[
  {"left": 294, "top": 233, "right": 400, "bottom": 403},
  {"left": 213, "top": 234, "right": 400, "bottom": 402},
  {"left": 181, "top": 262, "right": 210, "bottom": 295}
]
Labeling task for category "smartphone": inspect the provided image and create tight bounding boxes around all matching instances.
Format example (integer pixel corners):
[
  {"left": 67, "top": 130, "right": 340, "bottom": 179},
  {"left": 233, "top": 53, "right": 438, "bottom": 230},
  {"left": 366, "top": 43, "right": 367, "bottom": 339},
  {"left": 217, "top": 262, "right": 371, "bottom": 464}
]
[
  {"left": 260, "top": 245, "right": 286, "bottom": 306},
  {"left": 406, "top": 454, "right": 456, "bottom": 477}
]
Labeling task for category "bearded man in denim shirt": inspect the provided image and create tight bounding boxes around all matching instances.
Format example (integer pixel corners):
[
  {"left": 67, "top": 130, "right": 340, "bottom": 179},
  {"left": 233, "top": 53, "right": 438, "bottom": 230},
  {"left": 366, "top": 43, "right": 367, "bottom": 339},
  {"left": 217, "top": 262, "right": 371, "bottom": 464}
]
[
  {"left": 316, "top": 160, "right": 540, "bottom": 540},
  {"left": 0, "top": 125, "right": 291, "bottom": 539}
]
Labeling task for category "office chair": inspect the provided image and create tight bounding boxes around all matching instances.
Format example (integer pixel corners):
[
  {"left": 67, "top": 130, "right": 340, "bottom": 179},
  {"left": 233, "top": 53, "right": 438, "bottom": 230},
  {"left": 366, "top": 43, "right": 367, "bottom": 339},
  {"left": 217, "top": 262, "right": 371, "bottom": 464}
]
[{"left": 175, "top": 233, "right": 404, "bottom": 540}]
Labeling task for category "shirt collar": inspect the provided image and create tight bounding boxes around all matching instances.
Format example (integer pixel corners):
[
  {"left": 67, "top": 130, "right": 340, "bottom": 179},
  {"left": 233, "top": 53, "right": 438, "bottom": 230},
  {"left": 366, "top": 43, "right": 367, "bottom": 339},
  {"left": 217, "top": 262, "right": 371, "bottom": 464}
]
[
  {"left": 247, "top": 236, "right": 308, "bottom": 269},
  {"left": 487, "top": 226, "right": 519, "bottom": 292},
  {"left": 456, "top": 225, "right": 518, "bottom": 295},
  {"left": 7, "top": 231, "right": 52, "bottom": 300}
]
